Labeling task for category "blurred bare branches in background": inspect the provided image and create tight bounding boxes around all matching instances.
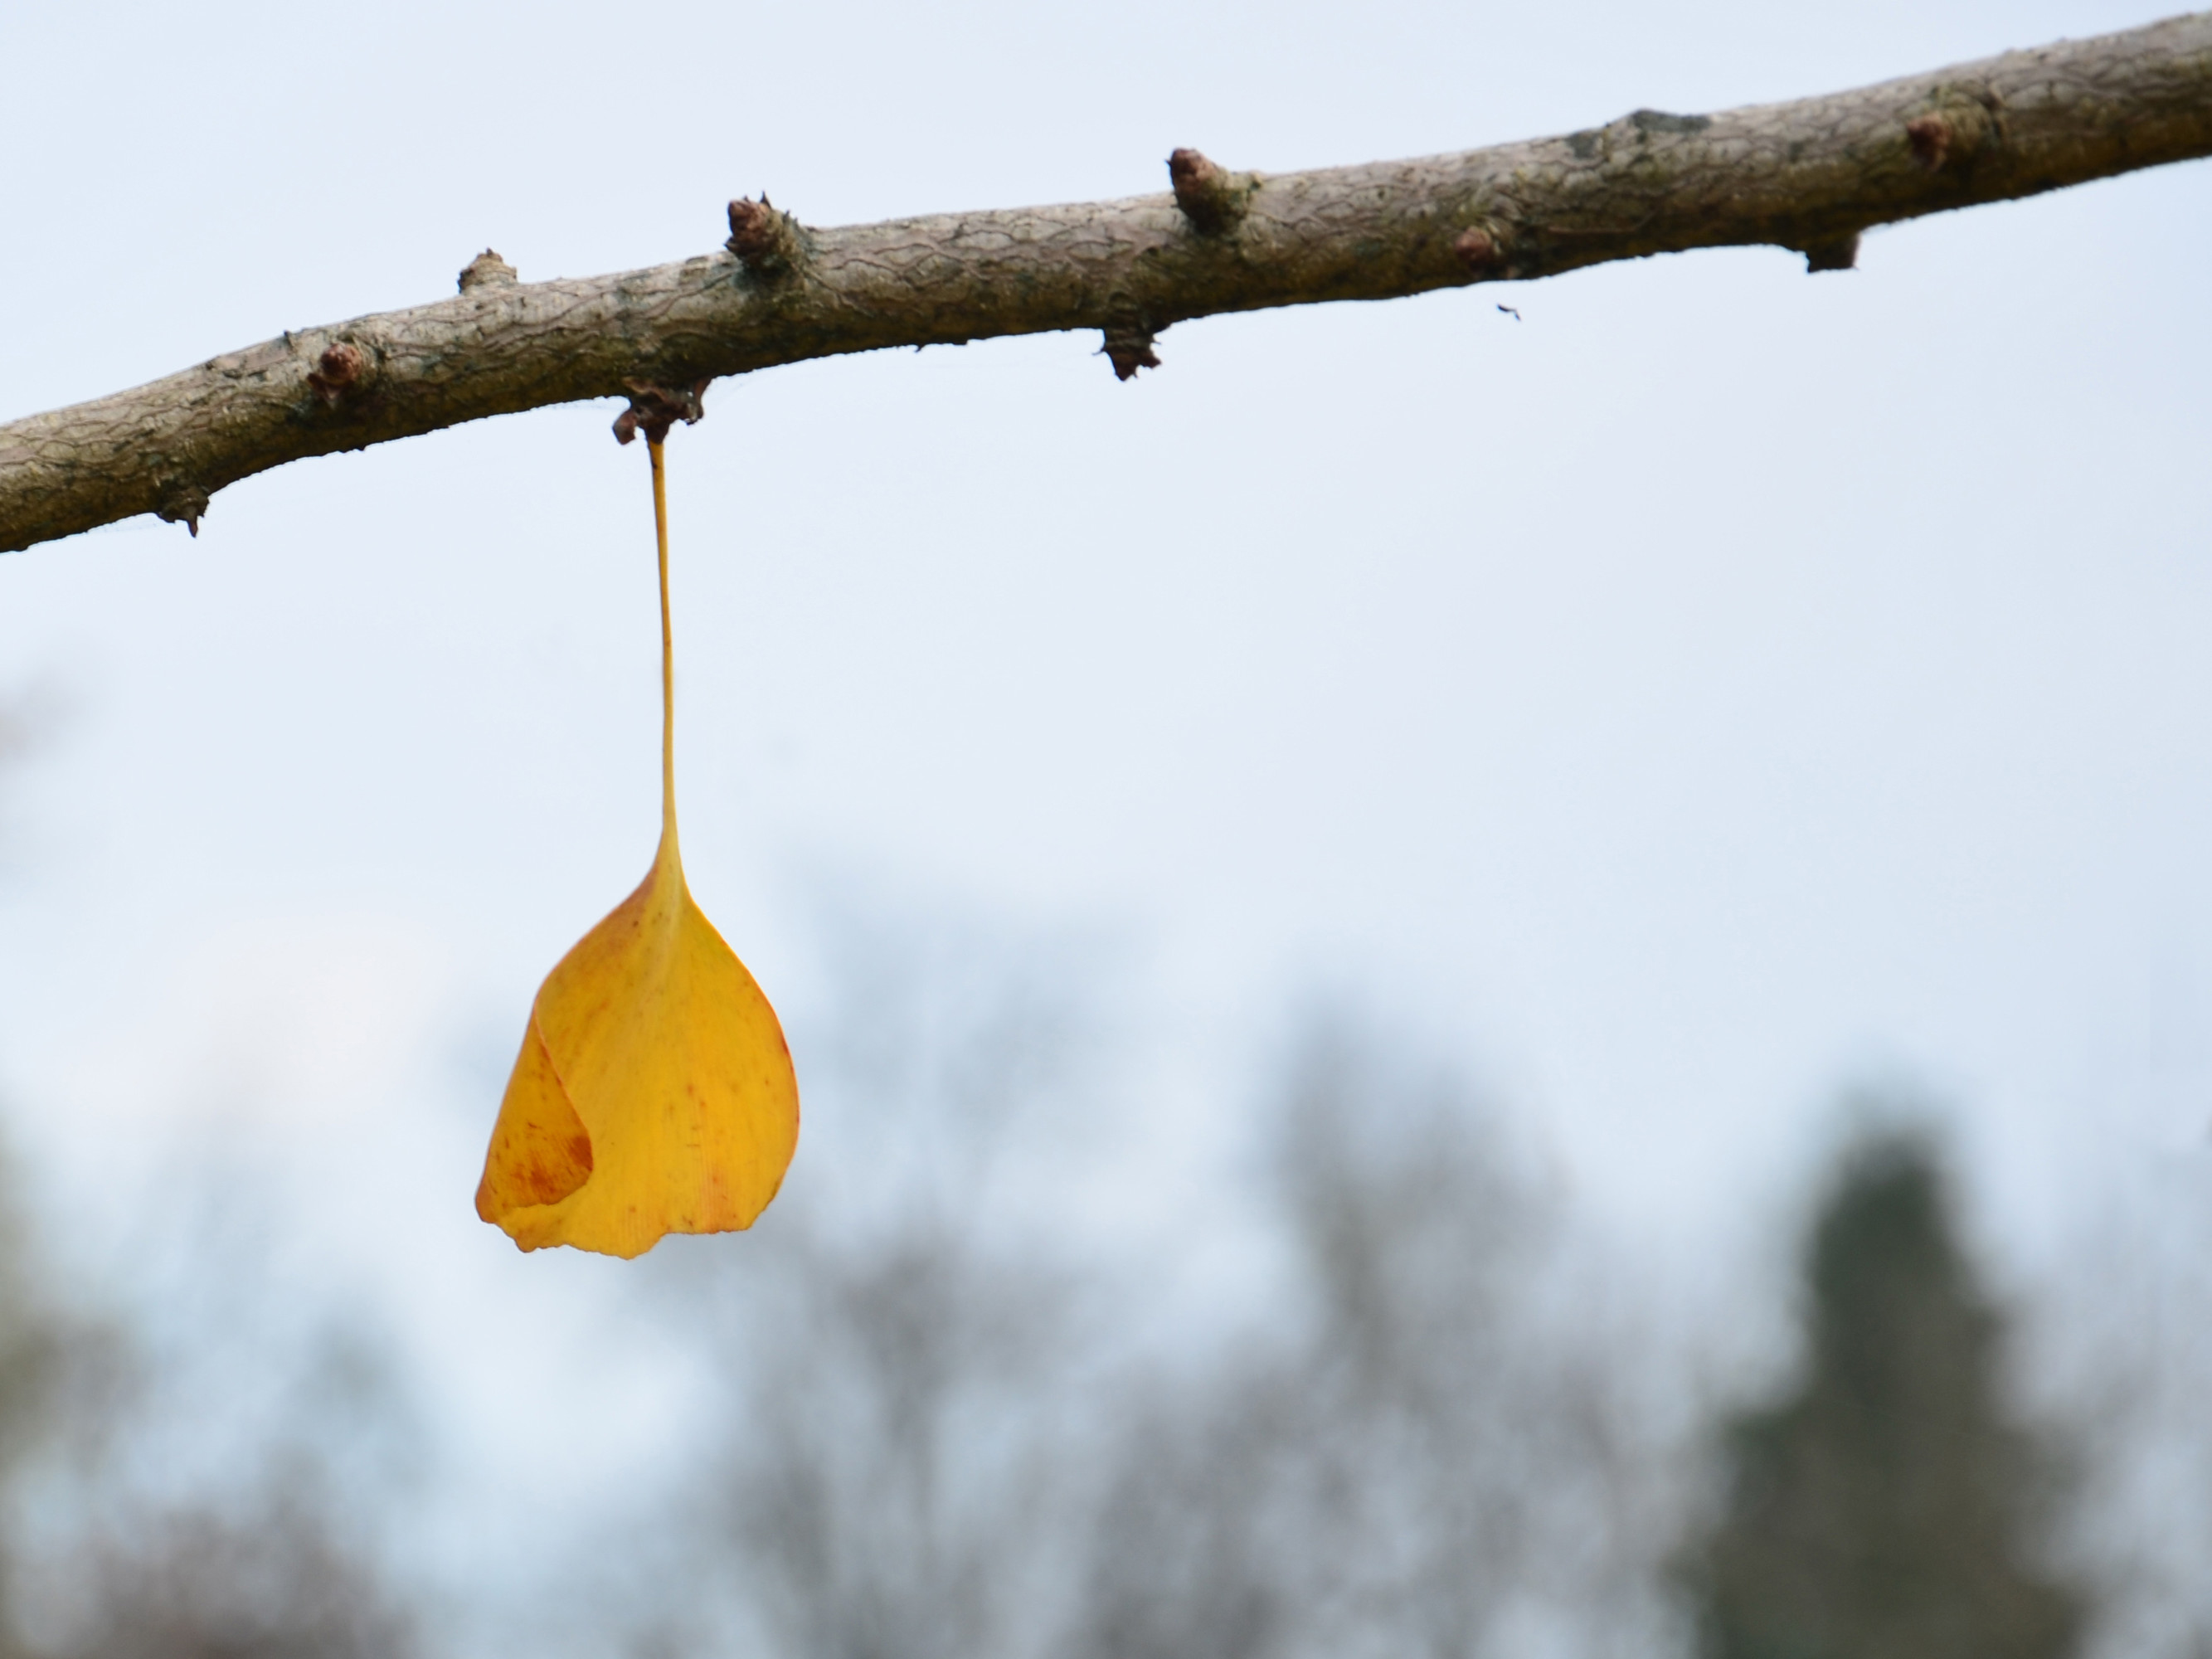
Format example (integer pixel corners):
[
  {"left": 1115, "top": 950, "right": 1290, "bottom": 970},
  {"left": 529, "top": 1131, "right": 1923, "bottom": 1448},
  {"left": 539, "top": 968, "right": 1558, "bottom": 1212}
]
[
  {"left": 613, "top": 953, "right": 2212, "bottom": 1659},
  {"left": 2, "top": 757, "right": 2212, "bottom": 1659},
  {"left": 36, "top": 1496, "right": 413, "bottom": 1659},
  {"left": 2035, "top": 1165, "right": 2212, "bottom": 1659},
  {"left": 623, "top": 914, "right": 1106, "bottom": 1659},
  {"left": 0, "top": 683, "right": 63, "bottom": 875},
  {"left": 0, "top": 1155, "right": 112, "bottom": 1659},
  {"left": 623, "top": 943, "right": 1680, "bottom": 1659},
  {"left": 1075, "top": 1021, "right": 1678, "bottom": 1659},
  {"left": 0, "top": 1181, "right": 421, "bottom": 1659}
]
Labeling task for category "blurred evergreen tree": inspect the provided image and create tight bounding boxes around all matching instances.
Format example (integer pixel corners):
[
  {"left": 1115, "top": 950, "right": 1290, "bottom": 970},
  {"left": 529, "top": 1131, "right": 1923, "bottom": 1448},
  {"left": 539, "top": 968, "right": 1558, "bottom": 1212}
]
[{"left": 1683, "top": 1132, "right": 2083, "bottom": 1659}]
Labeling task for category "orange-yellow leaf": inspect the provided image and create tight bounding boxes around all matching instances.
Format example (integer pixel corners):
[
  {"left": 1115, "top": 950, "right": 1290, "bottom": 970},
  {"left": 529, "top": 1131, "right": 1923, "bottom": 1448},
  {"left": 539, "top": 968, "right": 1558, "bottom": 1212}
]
[
  {"left": 476, "top": 833, "right": 798, "bottom": 1258},
  {"left": 476, "top": 440, "right": 799, "bottom": 1258}
]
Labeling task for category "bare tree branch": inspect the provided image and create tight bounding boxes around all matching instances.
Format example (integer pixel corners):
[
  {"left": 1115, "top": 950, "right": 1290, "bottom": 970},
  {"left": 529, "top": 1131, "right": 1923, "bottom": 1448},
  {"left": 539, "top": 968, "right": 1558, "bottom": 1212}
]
[{"left": 3, "top": 12, "right": 2209, "bottom": 555}]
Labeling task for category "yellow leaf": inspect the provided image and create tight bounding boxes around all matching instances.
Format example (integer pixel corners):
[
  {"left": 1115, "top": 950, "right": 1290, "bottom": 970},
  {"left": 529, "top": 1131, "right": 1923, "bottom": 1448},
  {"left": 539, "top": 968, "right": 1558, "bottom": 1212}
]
[{"left": 475, "top": 442, "right": 799, "bottom": 1258}]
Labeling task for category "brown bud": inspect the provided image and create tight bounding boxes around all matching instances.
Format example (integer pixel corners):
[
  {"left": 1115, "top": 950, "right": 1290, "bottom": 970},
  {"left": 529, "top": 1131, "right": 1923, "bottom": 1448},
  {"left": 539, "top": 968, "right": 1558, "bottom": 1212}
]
[
  {"left": 1101, "top": 324, "right": 1161, "bottom": 382},
  {"left": 306, "top": 341, "right": 367, "bottom": 405},
  {"left": 459, "top": 249, "right": 519, "bottom": 292},
  {"left": 727, "top": 198, "right": 774, "bottom": 258},
  {"left": 1167, "top": 148, "right": 1218, "bottom": 195},
  {"left": 1454, "top": 226, "right": 1506, "bottom": 274},
  {"left": 1905, "top": 114, "right": 1952, "bottom": 171},
  {"left": 726, "top": 196, "right": 803, "bottom": 275},
  {"left": 1800, "top": 231, "right": 1860, "bottom": 274},
  {"left": 155, "top": 480, "right": 211, "bottom": 538},
  {"left": 318, "top": 343, "right": 362, "bottom": 386},
  {"left": 1167, "top": 148, "right": 1257, "bottom": 236}
]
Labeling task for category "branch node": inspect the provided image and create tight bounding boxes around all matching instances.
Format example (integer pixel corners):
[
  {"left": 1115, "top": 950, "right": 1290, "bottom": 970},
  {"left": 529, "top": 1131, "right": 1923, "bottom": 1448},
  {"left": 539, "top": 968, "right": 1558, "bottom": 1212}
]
[
  {"left": 306, "top": 342, "right": 368, "bottom": 406},
  {"left": 155, "top": 481, "right": 210, "bottom": 538},
  {"left": 1799, "top": 231, "right": 1861, "bottom": 273},
  {"left": 1453, "top": 224, "right": 1511, "bottom": 277},
  {"left": 726, "top": 196, "right": 806, "bottom": 277},
  {"left": 459, "top": 249, "right": 519, "bottom": 292},
  {"left": 1168, "top": 148, "right": 1257, "bottom": 236},
  {"left": 613, "top": 380, "right": 709, "bottom": 446},
  {"left": 1100, "top": 324, "right": 1162, "bottom": 382}
]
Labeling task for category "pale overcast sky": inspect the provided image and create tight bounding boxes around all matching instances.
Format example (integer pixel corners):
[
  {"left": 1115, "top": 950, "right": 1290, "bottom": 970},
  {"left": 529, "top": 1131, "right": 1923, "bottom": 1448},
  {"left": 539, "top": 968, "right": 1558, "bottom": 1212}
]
[{"left": 2, "top": 0, "right": 2210, "bottom": 1568}]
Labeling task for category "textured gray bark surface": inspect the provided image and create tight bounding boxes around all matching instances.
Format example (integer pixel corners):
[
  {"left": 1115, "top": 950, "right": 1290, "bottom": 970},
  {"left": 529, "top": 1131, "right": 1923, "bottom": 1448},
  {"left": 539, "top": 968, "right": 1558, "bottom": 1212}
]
[{"left": 4, "top": 12, "right": 2210, "bottom": 555}]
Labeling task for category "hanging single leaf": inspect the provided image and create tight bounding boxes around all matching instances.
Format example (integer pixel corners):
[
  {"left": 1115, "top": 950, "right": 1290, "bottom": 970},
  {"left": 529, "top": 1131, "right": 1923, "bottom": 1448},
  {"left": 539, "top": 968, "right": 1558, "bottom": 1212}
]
[{"left": 476, "top": 442, "right": 799, "bottom": 1258}]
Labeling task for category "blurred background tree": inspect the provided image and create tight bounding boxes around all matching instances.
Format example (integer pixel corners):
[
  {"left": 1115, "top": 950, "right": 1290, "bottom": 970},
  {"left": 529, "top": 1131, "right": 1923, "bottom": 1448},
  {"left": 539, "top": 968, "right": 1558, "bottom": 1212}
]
[{"left": 1681, "top": 1130, "right": 2083, "bottom": 1659}]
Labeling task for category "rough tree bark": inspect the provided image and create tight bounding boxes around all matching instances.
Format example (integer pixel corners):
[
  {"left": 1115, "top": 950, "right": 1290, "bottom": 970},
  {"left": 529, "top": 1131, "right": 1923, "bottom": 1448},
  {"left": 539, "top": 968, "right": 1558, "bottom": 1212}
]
[{"left": 2, "top": 12, "right": 2209, "bottom": 556}]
